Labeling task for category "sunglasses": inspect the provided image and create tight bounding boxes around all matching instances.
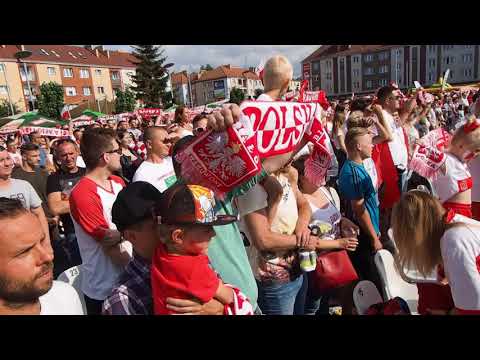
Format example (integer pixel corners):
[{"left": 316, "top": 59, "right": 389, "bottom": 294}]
[{"left": 104, "top": 147, "right": 123, "bottom": 156}]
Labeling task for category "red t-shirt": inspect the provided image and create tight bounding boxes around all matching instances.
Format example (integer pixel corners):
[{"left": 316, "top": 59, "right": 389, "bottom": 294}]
[{"left": 151, "top": 243, "right": 220, "bottom": 315}]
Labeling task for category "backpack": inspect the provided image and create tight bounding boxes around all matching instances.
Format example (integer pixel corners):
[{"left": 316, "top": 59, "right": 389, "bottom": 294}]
[{"left": 366, "top": 297, "right": 411, "bottom": 315}]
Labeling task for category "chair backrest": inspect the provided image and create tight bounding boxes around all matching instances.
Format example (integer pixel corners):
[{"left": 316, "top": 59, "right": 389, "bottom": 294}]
[
  {"left": 353, "top": 280, "right": 383, "bottom": 315},
  {"left": 374, "top": 250, "right": 419, "bottom": 314},
  {"left": 57, "top": 265, "right": 87, "bottom": 314}
]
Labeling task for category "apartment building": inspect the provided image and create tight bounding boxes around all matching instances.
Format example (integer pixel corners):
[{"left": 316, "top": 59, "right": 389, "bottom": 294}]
[
  {"left": 0, "top": 45, "right": 136, "bottom": 112},
  {"left": 301, "top": 45, "right": 480, "bottom": 97},
  {"left": 192, "top": 65, "right": 263, "bottom": 106}
]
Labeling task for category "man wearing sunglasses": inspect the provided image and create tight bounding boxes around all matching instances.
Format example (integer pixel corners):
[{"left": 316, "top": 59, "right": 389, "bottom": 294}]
[
  {"left": 69, "top": 128, "right": 133, "bottom": 315},
  {"left": 375, "top": 86, "right": 416, "bottom": 253},
  {"left": 132, "top": 126, "right": 177, "bottom": 193}
]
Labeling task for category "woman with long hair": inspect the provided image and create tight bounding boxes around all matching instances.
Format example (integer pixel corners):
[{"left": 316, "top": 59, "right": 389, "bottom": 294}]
[
  {"left": 392, "top": 191, "right": 480, "bottom": 315},
  {"left": 117, "top": 129, "right": 140, "bottom": 182},
  {"left": 171, "top": 106, "right": 194, "bottom": 139},
  {"left": 292, "top": 155, "right": 359, "bottom": 315}
]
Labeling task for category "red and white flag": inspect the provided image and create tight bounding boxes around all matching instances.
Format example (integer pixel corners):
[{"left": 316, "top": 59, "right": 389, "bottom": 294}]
[
  {"left": 60, "top": 105, "right": 71, "bottom": 120},
  {"left": 255, "top": 58, "right": 266, "bottom": 82}
]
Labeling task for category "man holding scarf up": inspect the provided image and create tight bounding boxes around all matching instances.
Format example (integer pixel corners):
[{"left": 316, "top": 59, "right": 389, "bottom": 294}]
[{"left": 373, "top": 86, "right": 416, "bottom": 252}]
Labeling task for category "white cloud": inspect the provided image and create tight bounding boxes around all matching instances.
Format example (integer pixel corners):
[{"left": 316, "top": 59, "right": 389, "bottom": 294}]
[{"left": 105, "top": 45, "right": 319, "bottom": 77}]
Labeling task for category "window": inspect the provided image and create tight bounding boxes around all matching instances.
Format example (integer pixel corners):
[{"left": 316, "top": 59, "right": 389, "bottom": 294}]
[
  {"left": 23, "top": 87, "right": 30, "bottom": 96},
  {"left": 353, "top": 81, "right": 360, "bottom": 88},
  {"left": 365, "top": 67, "right": 374, "bottom": 75},
  {"left": 63, "top": 68, "right": 73, "bottom": 78},
  {"left": 312, "top": 62, "right": 320, "bottom": 71},
  {"left": 463, "top": 54, "right": 473, "bottom": 63},
  {"left": 398, "top": 77, "right": 403, "bottom": 84},
  {"left": 83, "top": 87, "right": 91, "bottom": 96},
  {"left": 0, "top": 85, "right": 8, "bottom": 95},
  {"left": 352, "top": 56, "right": 359, "bottom": 63},
  {"left": 366, "top": 80, "right": 373, "bottom": 88},
  {"left": 95, "top": 69, "right": 102, "bottom": 76},
  {"left": 365, "top": 54, "right": 373, "bottom": 62},
  {"left": 464, "top": 68, "right": 473, "bottom": 77},
  {"left": 111, "top": 71, "right": 120, "bottom": 80},
  {"left": 450, "top": 70, "right": 455, "bottom": 79},
  {"left": 20, "top": 67, "right": 34, "bottom": 81},
  {"left": 65, "top": 87, "right": 76, "bottom": 96},
  {"left": 353, "top": 69, "right": 360, "bottom": 77},
  {"left": 378, "top": 52, "right": 388, "bottom": 61},
  {"left": 428, "top": 59, "right": 436, "bottom": 67},
  {"left": 47, "top": 67, "right": 56, "bottom": 76},
  {"left": 396, "top": 62, "right": 401, "bottom": 70},
  {"left": 97, "top": 86, "right": 105, "bottom": 94},
  {"left": 0, "top": 64, "right": 4, "bottom": 72},
  {"left": 379, "top": 79, "right": 388, "bottom": 86},
  {"left": 396, "top": 49, "right": 402, "bottom": 56},
  {"left": 50, "top": 50, "right": 60, "bottom": 58},
  {"left": 465, "top": 45, "right": 473, "bottom": 49},
  {"left": 67, "top": 51, "right": 77, "bottom": 59},
  {"left": 379, "top": 65, "right": 389, "bottom": 74},
  {"left": 428, "top": 45, "right": 436, "bottom": 53},
  {"left": 79, "top": 69, "right": 89, "bottom": 78},
  {"left": 428, "top": 72, "right": 435, "bottom": 82},
  {"left": 326, "top": 72, "right": 332, "bottom": 80},
  {"left": 40, "top": 48, "right": 49, "bottom": 56}
]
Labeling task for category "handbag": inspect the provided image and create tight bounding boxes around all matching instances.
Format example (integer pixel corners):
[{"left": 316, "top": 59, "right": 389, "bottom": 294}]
[
  {"left": 308, "top": 186, "right": 359, "bottom": 295},
  {"left": 309, "top": 249, "right": 359, "bottom": 295}
]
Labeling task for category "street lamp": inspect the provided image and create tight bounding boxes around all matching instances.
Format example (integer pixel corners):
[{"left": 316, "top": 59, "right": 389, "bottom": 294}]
[{"left": 14, "top": 49, "right": 35, "bottom": 111}]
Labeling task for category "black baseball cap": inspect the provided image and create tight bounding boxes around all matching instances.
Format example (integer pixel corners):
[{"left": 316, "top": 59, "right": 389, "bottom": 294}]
[
  {"left": 112, "top": 181, "right": 162, "bottom": 232},
  {"left": 154, "top": 183, "right": 237, "bottom": 227}
]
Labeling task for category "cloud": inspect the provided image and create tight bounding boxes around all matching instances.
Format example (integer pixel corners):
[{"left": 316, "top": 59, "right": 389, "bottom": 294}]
[{"left": 105, "top": 45, "right": 319, "bottom": 78}]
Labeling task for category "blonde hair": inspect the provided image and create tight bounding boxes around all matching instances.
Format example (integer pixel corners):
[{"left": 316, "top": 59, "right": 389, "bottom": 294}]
[
  {"left": 263, "top": 55, "right": 293, "bottom": 93},
  {"left": 450, "top": 115, "right": 480, "bottom": 152},
  {"left": 347, "top": 111, "right": 374, "bottom": 130},
  {"left": 391, "top": 191, "right": 458, "bottom": 277},
  {"left": 344, "top": 127, "right": 370, "bottom": 152}
]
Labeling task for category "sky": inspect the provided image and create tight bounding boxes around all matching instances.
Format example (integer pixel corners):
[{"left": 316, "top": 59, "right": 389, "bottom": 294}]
[{"left": 104, "top": 45, "right": 319, "bottom": 78}]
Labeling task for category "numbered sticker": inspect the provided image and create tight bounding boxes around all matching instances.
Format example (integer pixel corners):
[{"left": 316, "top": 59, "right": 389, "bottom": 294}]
[{"left": 69, "top": 268, "right": 79, "bottom": 277}]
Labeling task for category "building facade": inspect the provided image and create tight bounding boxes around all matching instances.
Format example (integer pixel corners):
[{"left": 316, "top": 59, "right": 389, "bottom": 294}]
[
  {"left": 191, "top": 65, "right": 263, "bottom": 106},
  {"left": 0, "top": 45, "right": 136, "bottom": 112},
  {"left": 301, "top": 45, "right": 480, "bottom": 97}
]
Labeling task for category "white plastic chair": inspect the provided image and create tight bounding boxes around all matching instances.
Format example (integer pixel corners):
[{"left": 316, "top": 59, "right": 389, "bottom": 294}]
[
  {"left": 353, "top": 280, "right": 383, "bottom": 315},
  {"left": 57, "top": 265, "right": 87, "bottom": 314},
  {"left": 374, "top": 250, "right": 419, "bottom": 315}
]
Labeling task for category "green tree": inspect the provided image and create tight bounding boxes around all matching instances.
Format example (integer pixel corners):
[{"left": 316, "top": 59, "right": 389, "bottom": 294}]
[
  {"left": 0, "top": 99, "right": 20, "bottom": 117},
  {"left": 254, "top": 88, "right": 263, "bottom": 99},
  {"left": 229, "top": 87, "right": 245, "bottom": 105},
  {"left": 114, "top": 88, "right": 136, "bottom": 113},
  {"left": 37, "top": 82, "right": 65, "bottom": 118},
  {"left": 200, "top": 64, "right": 214, "bottom": 71},
  {"left": 130, "top": 45, "right": 172, "bottom": 109}
]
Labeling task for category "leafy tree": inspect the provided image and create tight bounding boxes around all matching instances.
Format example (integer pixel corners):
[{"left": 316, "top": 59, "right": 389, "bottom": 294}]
[
  {"left": 130, "top": 45, "right": 172, "bottom": 109},
  {"left": 37, "top": 82, "right": 64, "bottom": 118},
  {"left": 229, "top": 87, "right": 245, "bottom": 105},
  {"left": 0, "top": 99, "right": 20, "bottom": 117},
  {"left": 114, "top": 88, "right": 136, "bottom": 113},
  {"left": 200, "top": 64, "right": 213, "bottom": 71},
  {"left": 254, "top": 88, "right": 263, "bottom": 99}
]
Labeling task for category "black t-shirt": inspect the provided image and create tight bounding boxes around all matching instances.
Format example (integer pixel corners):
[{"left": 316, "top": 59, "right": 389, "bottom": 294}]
[
  {"left": 12, "top": 167, "right": 51, "bottom": 217},
  {"left": 46, "top": 167, "right": 86, "bottom": 234}
]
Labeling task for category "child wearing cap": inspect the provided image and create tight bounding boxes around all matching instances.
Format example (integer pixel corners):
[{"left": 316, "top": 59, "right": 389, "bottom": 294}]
[{"left": 151, "top": 183, "right": 254, "bottom": 315}]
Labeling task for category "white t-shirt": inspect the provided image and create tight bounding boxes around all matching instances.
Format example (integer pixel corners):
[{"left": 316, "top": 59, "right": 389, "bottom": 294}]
[
  {"left": 382, "top": 109, "right": 409, "bottom": 168},
  {"left": 70, "top": 176, "right": 133, "bottom": 301},
  {"left": 256, "top": 93, "right": 274, "bottom": 102},
  {"left": 40, "top": 281, "right": 85, "bottom": 315},
  {"left": 432, "top": 153, "right": 472, "bottom": 203},
  {"left": 363, "top": 158, "right": 379, "bottom": 190},
  {"left": 469, "top": 156, "right": 480, "bottom": 202},
  {"left": 132, "top": 157, "right": 177, "bottom": 193},
  {"left": 441, "top": 214, "right": 480, "bottom": 312}
]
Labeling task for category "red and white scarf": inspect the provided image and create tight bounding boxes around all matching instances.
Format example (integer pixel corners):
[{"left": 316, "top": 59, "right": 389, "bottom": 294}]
[
  {"left": 409, "top": 128, "right": 452, "bottom": 179},
  {"left": 177, "top": 101, "right": 333, "bottom": 195},
  {"left": 223, "top": 285, "right": 254, "bottom": 315}
]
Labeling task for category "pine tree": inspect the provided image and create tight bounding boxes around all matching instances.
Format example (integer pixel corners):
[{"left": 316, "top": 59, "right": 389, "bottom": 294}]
[{"left": 130, "top": 45, "right": 173, "bottom": 108}]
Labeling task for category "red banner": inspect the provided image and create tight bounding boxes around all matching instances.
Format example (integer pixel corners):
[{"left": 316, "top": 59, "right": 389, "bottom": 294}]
[
  {"left": 137, "top": 108, "right": 162, "bottom": 116},
  {"left": 20, "top": 127, "right": 70, "bottom": 138}
]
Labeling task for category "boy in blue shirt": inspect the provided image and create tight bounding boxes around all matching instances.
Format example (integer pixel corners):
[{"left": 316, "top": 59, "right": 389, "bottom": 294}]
[{"left": 338, "top": 127, "right": 382, "bottom": 289}]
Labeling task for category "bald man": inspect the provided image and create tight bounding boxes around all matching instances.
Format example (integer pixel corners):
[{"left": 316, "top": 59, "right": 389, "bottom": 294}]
[{"left": 258, "top": 55, "right": 294, "bottom": 102}]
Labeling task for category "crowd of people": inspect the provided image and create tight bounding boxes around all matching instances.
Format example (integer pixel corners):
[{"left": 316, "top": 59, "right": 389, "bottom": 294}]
[{"left": 0, "top": 54, "right": 479, "bottom": 315}]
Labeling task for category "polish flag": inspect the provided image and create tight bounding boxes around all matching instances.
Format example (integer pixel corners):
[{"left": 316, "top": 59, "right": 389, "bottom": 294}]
[
  {"left": 255, "top": 58, "right": 265, "bottom": 82},
  {"left": 60, "top": 105, "right": 71, "bottom": 120}
]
